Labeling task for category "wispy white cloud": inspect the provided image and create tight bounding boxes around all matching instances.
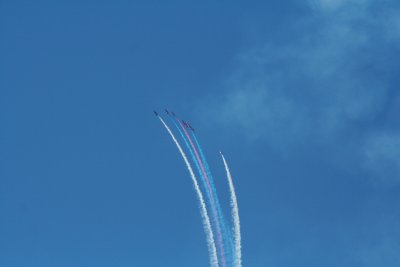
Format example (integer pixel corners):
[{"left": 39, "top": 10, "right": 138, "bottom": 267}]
[
  {"left": 356, "top": 234, "right": 400, "bottom": 267},
  {"left": 201, "top": 0, "right": 400, "bottom": 182},
  {"left": 382, "top": 10, "right": 400, "bottom": 41},
  {"left": 363, "top": 133, "right": 400, "bottom": 185},
  {"left": 308, "top": 0, "right": 372, "bottom": 12}
]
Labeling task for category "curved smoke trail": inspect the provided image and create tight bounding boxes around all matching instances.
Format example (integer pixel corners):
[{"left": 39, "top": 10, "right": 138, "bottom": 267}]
[
  {"left": 191, "top": 132, "right": 234, "bottom": 264},
  {"left": 157, "top": 116, "right": 219, "bottom": 267},
  {"left": 168, "top": 117, "right": 213, "bottom": 203},
  {"left": 220, "top": 152, "right": 242, "bottom": 267},
  {"left": 169, "top": 116, "right": 232, "bottom": 266},
  {"left": 176, "top": 119, "right": 227, "bottom": 267}
]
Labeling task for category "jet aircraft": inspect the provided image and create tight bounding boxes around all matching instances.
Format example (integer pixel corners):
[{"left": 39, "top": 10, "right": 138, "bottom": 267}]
[{"left": 188, "top": 123, "right": 195, "bottom": 131}]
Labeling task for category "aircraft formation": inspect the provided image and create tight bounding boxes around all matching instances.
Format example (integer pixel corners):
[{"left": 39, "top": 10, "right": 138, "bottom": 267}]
[
  {"left": 155, "top": 109, "right": 242, "bottom": 267},
  {"left": 154, "top": 109, "right": 195, "bottom": 131}
]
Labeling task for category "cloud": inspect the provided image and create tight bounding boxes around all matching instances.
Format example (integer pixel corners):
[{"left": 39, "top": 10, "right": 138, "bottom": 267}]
[
  {"left": 211, "top": 0, "right": 389, "bottom": 140},
  {"left": 356, "top": 235, "right": 400, "bottom": 267},
  {"left": 201, "top": 0, "right": 400, "bottom": 182},
  {"left": 382, "top": 9, "right": 400, "bottom": 41},
  {"left": 308, "top": 0, "right": 372, "bottom": 12},
  {"left": 363, "top": 133, "right": 400, "bottom": 185},
  {"left": 310, "top": 0, "right": 347, "bottom": 10}
]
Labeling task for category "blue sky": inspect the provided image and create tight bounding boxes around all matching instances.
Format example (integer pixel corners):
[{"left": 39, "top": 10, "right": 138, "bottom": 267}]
[{"left": 1, "top": 0, "right": 400, "bottom": 266}]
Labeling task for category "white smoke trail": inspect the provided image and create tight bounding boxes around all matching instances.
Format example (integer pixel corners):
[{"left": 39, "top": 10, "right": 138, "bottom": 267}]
[
  {"left": 220, "top": 152, "right": 242, "bottom": 267},
  {"left": 158, "top": 116, "right": 219, "bottom": 267}
]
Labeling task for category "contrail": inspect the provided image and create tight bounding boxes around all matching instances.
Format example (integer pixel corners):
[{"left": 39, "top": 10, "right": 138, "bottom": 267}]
[
  {"left": 177, "top": 119, "right": 227, "bottom": 267},
  {"left": 220, "top": 152, "right": 242, "bottom": 267},
  {"left": 168, "top": 117, "right": 212, "bottom": 203},
  {"left": 191, "top": 132, "right": 234, "bottom": 264},
  {"left": 169, "top": 116, "right": 232, "bottom": 266},
  {"left": 157, "top": 116, "right": 219, "bottom": 267}
]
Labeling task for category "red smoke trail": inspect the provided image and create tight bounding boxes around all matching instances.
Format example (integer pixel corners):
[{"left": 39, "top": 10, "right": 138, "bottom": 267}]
[
  {"left": 176, "top": 119, "right": 227, "bottom": 267},
  {"left": 157, "top": 116, "right": 219, "bottom": 267}
]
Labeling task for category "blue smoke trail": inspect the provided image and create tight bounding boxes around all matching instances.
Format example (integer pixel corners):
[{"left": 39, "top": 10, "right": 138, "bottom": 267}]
[
  {"left": 191, "top": 132, "right": 235, "bottom": 265},
  {"left": 168, "top": 116, "right": 212, "bottom": 207},
  {"left": 157, "top": 115, "right": 219, "bottom": 267},
  {"left": 168, "top": 116, "right": 228, "bottom": 266}
]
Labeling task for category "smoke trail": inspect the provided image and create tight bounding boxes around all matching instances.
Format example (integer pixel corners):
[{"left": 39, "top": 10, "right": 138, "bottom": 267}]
[
  {"left": 191, "top": 132, "right": 234, "bottom": 264},
  {"left": 169, "top": 116, "right": 232, "bottom": 266},
  {"left": 168, "top": 117, "right": 213, "bottom": 203},
  {"left": 157, "top": 116, "right": 219, "bottom": 267},
  {"left": 220, "top": 152, "right": 242, "bottom": 267},
  {"left": 176, "top": 119, "right": 227, "bottom": 267}
]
